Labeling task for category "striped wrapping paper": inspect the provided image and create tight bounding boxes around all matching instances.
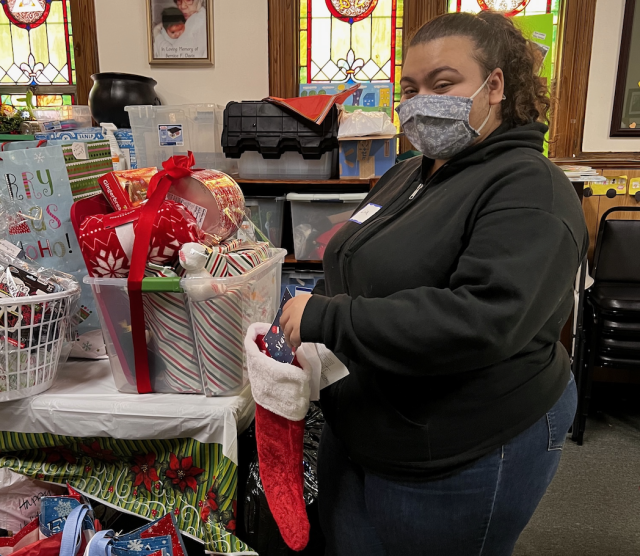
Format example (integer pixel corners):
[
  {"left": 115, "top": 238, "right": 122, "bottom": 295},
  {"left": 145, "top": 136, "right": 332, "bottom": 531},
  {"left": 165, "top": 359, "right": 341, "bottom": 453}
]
[
  {"left": 225, "top": 249, "right": 262, "bottom": 277},
  {"left": 174, "top": 240, "right": 269, "bottom": 278},
  {"left": 142, "top": 265, "right": 203, "bottom": 393},
  {"left": 62, "top": 141, "right": 114, "bottom": 201},
  {"left": 182, "top": 240, "right": 270, "bottom": 396},
  {"left": 190, "top": 285, "right": 246, "bottom": 396}
]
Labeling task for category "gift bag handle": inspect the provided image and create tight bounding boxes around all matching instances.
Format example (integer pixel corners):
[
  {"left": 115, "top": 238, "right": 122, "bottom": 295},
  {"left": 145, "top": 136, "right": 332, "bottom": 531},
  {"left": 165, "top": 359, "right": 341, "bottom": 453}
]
[
  {"left": 60, "top": 505, "right": 90, "bottom": 556},
  {"left": 85, "top": 529, "right": 114, "bottom": 556},
  {"left": 127, "top": 152, "right": 196, "bottom": 393}
]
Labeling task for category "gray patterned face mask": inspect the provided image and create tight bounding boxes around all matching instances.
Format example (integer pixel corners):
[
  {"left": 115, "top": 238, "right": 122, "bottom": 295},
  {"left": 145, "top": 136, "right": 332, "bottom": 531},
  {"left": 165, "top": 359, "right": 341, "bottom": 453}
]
[{"left": 396, "top": 74, "right": 493, "bottom": 160}]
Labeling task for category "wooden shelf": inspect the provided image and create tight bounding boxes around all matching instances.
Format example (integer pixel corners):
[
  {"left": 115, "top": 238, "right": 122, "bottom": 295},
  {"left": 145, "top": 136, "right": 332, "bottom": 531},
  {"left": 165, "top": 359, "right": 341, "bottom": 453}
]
[{"left": 285, "top": 254, "right": 322, "bottom": 265}]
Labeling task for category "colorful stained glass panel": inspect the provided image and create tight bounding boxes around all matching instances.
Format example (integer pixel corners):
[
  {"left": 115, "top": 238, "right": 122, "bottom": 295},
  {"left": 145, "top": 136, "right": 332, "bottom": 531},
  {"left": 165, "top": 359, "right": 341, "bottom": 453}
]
[
  {"left": 1, "top": 93, "right": 73, "bottom": 111},
  {"left": 0, "top": 0, "right": 74, "bottom": 86},
  {"left": 448, "top": 0, "right": 559, "bottom": 76},
  {"left": 448, "top": 0, "right": 558, "bottom": 16},
  {"left": 301, "top": 0, "right": 403, "bottom": 123}
]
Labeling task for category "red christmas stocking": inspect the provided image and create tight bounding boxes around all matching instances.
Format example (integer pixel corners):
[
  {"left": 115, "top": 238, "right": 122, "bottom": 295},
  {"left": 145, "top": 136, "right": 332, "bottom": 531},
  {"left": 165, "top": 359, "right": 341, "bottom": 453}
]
[{"left": 254, "top": 335, "right": 310, "bottom": 552}]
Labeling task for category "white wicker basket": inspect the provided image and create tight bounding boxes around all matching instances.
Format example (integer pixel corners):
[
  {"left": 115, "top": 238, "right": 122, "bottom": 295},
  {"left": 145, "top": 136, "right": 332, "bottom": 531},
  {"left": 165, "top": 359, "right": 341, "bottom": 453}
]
[{"left": 0, "top": 283, "right": 80, "bottom": 402}]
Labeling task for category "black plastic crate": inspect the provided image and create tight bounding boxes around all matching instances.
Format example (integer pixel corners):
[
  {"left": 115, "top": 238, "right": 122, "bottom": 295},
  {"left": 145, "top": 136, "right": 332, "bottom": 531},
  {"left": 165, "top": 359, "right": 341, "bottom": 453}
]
[{"left": 222, "top": 101, "right": 339, "bottom": 160}]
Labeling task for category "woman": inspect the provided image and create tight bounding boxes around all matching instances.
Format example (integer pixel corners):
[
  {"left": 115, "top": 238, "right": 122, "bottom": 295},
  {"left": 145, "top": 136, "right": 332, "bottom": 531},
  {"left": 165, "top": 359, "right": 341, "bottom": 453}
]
[
  {"left": 154, "top": 0, "right": 207, "bottom": 59},
  {"left": 281, "top": 11, "right": 587, "bottom": 556}
]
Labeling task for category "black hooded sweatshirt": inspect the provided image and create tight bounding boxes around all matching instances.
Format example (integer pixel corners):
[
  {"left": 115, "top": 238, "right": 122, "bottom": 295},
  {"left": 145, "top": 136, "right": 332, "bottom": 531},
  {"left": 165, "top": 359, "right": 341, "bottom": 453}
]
[{"left": 300, "top": 122, "right": 588, "bottom": 480}]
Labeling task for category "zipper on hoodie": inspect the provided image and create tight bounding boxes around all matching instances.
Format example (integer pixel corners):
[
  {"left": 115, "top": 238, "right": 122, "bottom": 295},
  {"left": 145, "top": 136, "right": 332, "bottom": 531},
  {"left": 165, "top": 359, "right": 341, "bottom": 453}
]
[
  {"left": 339, "top": 163, "right": 449, "bottom": 294},
  {"left": 409, "top": 183, "right": 424, "bottom": 200}
]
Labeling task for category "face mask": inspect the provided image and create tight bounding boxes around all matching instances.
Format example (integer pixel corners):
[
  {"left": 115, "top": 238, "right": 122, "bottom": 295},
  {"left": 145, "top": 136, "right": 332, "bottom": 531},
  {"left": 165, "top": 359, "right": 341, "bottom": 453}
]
[{"left": 396, "top": 73, "right": 494, "bottom": 160}]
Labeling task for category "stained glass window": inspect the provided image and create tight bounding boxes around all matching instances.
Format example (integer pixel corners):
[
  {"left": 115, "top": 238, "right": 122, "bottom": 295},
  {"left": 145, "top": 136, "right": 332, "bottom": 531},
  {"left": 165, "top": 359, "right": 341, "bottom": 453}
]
[
  {"left": 0, "top": 0, "right": 75, "bottom": 107},
  {"left": 300, "top": 0, "right": 404, "bottom": 117},
  {"left": 1, "top": 93, "right": 73, "bottom": 106},
  {"left": 448, "top": 0, "right": 560, "bottom": 83},
  {"left": 448, "top": 0, "right": 558, "bottom": 16}
]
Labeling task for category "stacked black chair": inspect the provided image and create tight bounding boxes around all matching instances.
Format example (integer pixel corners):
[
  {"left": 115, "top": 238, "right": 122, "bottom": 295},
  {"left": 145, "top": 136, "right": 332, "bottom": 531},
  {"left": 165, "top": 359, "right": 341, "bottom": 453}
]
[{"left": 572, "top": 206, "right": 640, "bottom": 445}]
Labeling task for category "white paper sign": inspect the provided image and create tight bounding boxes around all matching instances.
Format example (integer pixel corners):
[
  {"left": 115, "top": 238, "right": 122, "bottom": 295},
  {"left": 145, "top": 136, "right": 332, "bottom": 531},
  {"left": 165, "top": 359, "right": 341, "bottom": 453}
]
[{"left": 350, "top": 203, "right": 382, "bottom": 224}]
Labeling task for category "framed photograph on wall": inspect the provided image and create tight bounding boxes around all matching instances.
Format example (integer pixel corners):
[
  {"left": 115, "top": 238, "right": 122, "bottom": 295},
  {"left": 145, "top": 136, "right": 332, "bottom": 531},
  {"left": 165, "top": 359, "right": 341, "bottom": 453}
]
[
  {"left": 625, "top": 89, "right": 640, "bottom": 118},
  {"left": 147, "top": 0, "right": 214, "bottom": 66},
  {"left": 611, "top": 0, "right": 640, "bottom": 135}
]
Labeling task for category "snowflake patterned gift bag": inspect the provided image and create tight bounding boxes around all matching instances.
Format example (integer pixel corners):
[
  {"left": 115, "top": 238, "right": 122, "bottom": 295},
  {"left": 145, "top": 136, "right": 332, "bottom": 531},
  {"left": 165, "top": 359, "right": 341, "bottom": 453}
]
[
  {"left": 0, "top": 142, "right": 106, "bottom": 336},
  {"left": 116, "top": 514, "right": 187, "bottom": 556}
]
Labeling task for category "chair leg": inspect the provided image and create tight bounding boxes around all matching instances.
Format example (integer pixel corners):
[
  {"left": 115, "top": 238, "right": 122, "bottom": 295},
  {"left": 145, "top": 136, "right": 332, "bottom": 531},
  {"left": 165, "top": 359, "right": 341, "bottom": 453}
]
[
  {"left": 576, "top": 350, "right": 594, "bottom": 445},
  {"left": 572, "top": 343, "right": 591, "bottom": 445},
  {"left": 571, "top": 338, "right": 586, "bottom": 443},
  {"left": 573, "top": 310, "right": 599, "bottom": 445}
]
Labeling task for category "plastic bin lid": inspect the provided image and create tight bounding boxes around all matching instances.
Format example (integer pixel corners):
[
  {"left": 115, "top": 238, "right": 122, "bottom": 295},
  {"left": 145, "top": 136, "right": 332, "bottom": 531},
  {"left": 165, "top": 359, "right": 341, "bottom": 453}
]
[
  {"left": 125, "top": 103, "right": 224, "bottom": 112},
  {"left": 286, "top": 193, "right": 367, "bottom": 202},
  {"left": 245, "top": 196, "right": 286, "bottom": 203}
]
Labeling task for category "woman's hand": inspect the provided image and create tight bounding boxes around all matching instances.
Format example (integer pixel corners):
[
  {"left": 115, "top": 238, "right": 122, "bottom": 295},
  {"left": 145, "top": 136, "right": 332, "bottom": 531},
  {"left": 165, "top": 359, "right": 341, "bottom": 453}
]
[{"left": 280, "top": 294, "right": 312, "bottom": 350}]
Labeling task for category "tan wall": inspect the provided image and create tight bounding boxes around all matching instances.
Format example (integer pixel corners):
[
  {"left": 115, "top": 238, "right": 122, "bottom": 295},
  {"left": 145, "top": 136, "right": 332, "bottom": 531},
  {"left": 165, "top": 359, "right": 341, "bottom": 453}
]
[
  {"left": 93, "top": 0, "right": 270, "bottom": 106},
  {"left": 583, "top": 0, "right": 640, "bottom": 152}
]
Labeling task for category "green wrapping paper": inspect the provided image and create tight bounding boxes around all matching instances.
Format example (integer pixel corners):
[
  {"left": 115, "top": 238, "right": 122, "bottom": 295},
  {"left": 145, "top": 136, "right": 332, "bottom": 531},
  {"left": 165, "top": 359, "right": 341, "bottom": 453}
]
[{"left": 0, "top": 432, "right": 255, "bottom": 554}]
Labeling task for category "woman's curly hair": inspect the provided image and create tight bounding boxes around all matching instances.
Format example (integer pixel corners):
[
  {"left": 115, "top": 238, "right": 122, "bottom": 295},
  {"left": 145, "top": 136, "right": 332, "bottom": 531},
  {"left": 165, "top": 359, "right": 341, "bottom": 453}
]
[{"left": 410, "top": 11, "right": 551, "bottom": 127}]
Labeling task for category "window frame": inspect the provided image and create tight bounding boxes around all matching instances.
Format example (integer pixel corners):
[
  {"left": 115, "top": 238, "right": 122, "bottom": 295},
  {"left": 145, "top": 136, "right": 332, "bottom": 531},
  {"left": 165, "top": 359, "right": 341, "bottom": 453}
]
[
  {"left": 610, "top": 0, "right": 640, "bottom": 138},
  {"left": 0, "top": 0, "right": 99, "bottom": 106},
  {"left": 270, "top": 0, "right": 636, "bottom": 163}
]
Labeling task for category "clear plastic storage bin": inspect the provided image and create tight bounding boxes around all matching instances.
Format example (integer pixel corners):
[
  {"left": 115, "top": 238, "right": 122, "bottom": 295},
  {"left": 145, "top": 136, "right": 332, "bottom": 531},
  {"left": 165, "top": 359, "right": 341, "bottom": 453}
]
[
  {"left": 286, "top": 193, "right": 367, "bottom": 260},
  {"left": 238, "top": 151, "right": 333, "bottom": 180},
  {"left": 125, "top": 104, "right": 237, "bottom": 175},
  {"left": 34, "top": 105, "right": 92, "bottom": 132},
  {"left": 244, "top": 197, "right": 285, "bottom": 247},
  {"left": 84, "top": 249, "right": 285, "bottom": 396}
]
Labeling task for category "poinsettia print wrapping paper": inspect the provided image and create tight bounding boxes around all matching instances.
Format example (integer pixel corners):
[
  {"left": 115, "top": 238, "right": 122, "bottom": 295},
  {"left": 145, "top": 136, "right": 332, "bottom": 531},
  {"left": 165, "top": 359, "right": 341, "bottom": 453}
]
[{"left": 0, "top": 432, "right": 254, "bottom": 555}]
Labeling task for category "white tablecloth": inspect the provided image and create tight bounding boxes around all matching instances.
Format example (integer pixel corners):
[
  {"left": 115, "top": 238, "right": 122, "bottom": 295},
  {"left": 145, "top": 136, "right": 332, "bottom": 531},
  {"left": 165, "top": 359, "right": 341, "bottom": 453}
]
[{"left": 0, "top": 359, "right": 256, "bottom": 464}]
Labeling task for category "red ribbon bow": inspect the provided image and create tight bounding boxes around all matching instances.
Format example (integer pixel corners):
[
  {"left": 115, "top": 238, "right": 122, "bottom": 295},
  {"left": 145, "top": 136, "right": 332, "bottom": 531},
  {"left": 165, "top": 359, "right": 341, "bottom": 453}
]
[
  {"left": 146, "top": 153, "right": 196, "bottom": 199},
  {"left": 128, "top": 152, "right": 196, "bottom": 393}
]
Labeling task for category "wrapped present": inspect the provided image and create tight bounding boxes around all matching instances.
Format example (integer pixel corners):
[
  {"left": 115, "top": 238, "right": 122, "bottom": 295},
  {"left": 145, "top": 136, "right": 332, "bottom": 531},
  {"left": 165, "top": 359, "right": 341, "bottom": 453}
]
[
  {"left": 78, "top": 200, "right": 203, "bottom": 279},
  {"left": 76, "top": 154, "right": 248, "bottom": 394},
  {"left": 148, "top": 168, "right": 244, "bottom": 245},
  {"left": 190, "top": 284, "right": 245, "bottom": 396},
  {"left": 142, "top": 265, "right": 201, "bottom": 394},
  {"left": 195, "top": 240, "right": 270, "bottom": 277},
  {"left": 99, "top": 168, "right": 158, "bottom": 211},
  {"left": 226, "top": 249, "right": 263, "bottom": 276},
  {"left": 179, "top": 240, "right": 270, "bottom": 396},
  {"left": 35, "top": 128, "right": 138, "bottom": 169}
]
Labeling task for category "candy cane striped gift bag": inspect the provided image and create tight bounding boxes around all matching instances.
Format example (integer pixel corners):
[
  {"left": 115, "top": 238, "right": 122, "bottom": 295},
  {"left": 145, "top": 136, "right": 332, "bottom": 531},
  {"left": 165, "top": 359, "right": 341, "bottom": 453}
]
[
  {"left": 190, "top": 285, "right": 246, "bottom": 396},
  {"left": 142, "top": 265, "right": 202, "bottom": 393}
]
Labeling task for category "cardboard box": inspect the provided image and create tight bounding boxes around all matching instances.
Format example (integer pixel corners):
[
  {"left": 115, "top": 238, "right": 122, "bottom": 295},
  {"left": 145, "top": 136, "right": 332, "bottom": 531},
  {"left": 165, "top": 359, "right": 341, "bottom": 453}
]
[
  {"left": 339, "top": 135, "right": 398, "bottom": 179},
  {"left": 98, "top": 168, "right": 158, "bottom": 211},
  {"left": 35, "top": 127, "right": 138, "bottom": 169}
]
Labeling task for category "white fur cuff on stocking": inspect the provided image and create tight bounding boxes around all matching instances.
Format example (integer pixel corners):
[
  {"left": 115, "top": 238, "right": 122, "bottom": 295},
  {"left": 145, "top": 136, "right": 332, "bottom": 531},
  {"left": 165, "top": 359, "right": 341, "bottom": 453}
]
[{"left": 245, "top": 322, "right": 313, "bottom": 422}]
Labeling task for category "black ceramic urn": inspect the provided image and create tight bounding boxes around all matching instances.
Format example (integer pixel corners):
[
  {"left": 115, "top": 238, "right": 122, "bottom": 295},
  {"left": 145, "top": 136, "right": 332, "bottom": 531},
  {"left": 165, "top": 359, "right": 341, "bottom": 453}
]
[{"left": 89, "top": 73, "right": 161, "bottom": 128}]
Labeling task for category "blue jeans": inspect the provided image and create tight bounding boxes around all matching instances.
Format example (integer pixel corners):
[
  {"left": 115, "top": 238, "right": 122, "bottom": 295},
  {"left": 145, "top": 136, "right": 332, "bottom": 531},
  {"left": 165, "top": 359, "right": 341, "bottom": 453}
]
[{"left": 317, "top": 375, "right": 577, "bottom": 556}]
